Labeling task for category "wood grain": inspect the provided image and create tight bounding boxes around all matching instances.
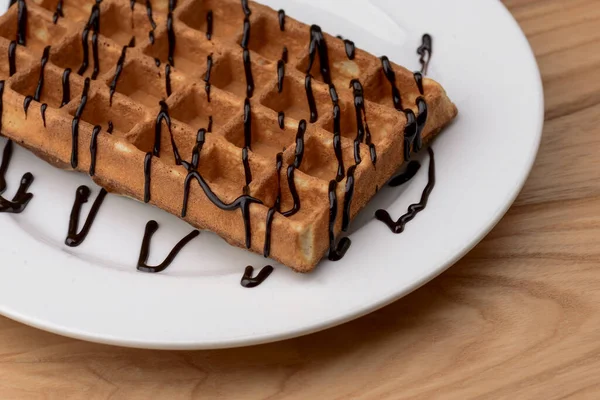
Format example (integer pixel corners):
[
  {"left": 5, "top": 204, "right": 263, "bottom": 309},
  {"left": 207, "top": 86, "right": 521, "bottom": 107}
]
[{"left": 2, "top": 1, "right": 600, "bottom": 398}]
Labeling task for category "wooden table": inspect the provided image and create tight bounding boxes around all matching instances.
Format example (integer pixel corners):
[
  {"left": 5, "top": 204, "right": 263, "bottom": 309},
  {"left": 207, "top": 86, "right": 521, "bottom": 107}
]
[{"left": 2, "top": 0, "right": 599, "bottom": 398}]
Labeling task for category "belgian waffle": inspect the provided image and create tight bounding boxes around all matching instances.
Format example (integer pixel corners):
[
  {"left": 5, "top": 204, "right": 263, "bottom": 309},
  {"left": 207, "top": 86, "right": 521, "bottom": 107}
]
[{"left": 0, "top": 0, "right": 457, "bottom": 272}]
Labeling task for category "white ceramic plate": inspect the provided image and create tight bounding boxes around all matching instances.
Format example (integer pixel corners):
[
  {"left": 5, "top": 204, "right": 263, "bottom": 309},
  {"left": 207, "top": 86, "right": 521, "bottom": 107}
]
[{"left": 0, "top": 0, "right": 543, "bottom": 349}]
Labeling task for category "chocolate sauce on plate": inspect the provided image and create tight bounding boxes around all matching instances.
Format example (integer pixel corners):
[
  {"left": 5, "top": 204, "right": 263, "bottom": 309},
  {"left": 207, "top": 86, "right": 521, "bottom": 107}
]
[
  {"left": 65, "top": 185, "right": 108, "bottom": 246},
  {"left": 241, "top": 265, "right": 273, "bottom": 288},
  {"left": 389, "top": 161, "right": 420, "bottom": 187},
  {"left": 417, "top": 34, "right": 432, "bottom": 75}
]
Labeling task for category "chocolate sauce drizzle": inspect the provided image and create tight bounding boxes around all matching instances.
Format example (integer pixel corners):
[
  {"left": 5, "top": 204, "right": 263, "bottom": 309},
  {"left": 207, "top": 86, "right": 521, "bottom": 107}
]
[
  {"left": 243, "top": 49, "right": 254, "bottom": 98},
  {"left": 327, "top": 180, "right": 351, "bottom": 261},
  {"left": 263, "top": 152, "right": 282, "bottom": 258},
  {"left": 89, "top": 125, "right": 101, "bottom": 176},
  {"left": 204, "top": 53, "right": 213, "bottom": 102},
  {"left": 341, "top": 164, "right": 356, "bottom": 232},
  {"left": 145, "top": 0, "right": 157, "bottom": 44},
  {"left": 65, "top": 185, "right": 107, "bottom": 246},
  {"left": 137, "top": 220, "right": 200, "bottom": 273},
  {"left": 189, "top": 128, "right": 205, "bottom": 170},
  {"left": 40, "top": 103, "right": 47, "bottom": 127},
  {"left": 107, "top": 120, "right": 114, "bottom": 134},
  {"left": 307, "top": 25, "right": 332, "bottom": 84},
  {"left": 154, "top": 100, "right": 182, "bottom": 164},
  {"left": 332, "top": 103, "right": 345, "bottom": 181},
  {"left": 22, "top": 95, "right": 32, "bottom": 117},
  {"left": 242, "top": 146, "right": 252, "bottom": 187},
  {"left": 417, "top": 34, "right": 432, "bottom": 75},
  {"left": 243, "top": 98, "right": 252, "bottom": 149},
  {"left": 0, "top": 136, "right": 34, "bottom": 214},
  {"left": 278, "top": 9, "right": 285, "bottom": 31},
  {"left": 167, "top": 6, "right": 176, "bottom": 66},
  {"left": 280, "top": 120, "right": 306, "bottom": 218},
  {"left": 241, "top": 16, "right": 250, "bottom": 49},
  {"left": 241, "top": 0, "right": 251, "bottom": 17},
  {"left": 282, "top": 46, "right": 288, "bottom": 64},
  {"left": 143, "top": 152, "right": 152, "bottom": 203},
  {"left": 380, "top": 56, "right": 403, "bottom": 111},
  {"left": 165, "top": 63, "right": 172, "bottom": 97},
  {"left": 241, "top": 265, "right": 273, "bottom": 288},
  {"left": 182, "top": 171, "right": 262, "bottom": 249},
  {"left": 71, "top": 77, "right": 91, "bottom": 169},
  {"left": 414, "top": 97, "right": 428, "bottom": 153},
  {"left": 207, "top": 116, "right": 213, "bottom": 133},
  {"left": 33, "top": 46, "right": 51, "bottom": 102},
  {"left": 0, "top": 137, "right": 11, "bottom": 194},
  {"left": 376, "top": 147, "right": 435, "bottom": 233},
  {"left": 350, "top": 79, "right": 377, "bottom": 166},
  {"left": 8, "top": 40, "right": 16, "bottom": 77},
  {"left": 304, "top": 74, "right": 318, "bottom": 123},
  {"left": 109, "top": 46, "right": 128, "bottom": 105},
  {"left": 389, "top": 161, "right": 420, "bottom": 187},
  {"left": 277, "top": 111, "right": 285, "bottom": 129},
  {"left": 53, "top": 0, "right": 64, "bottom": 24},
  {"left": 413, "top": 71, "right": 424, "bottom": 95},
  {"left": 336, "top": 35, "right": 356, "bottom": 60},
  {"left": 60, "top": 68, "right": 71, "bottom": 107},
  {"left": 277, "top": 59, "right": 285, "bottom": 93},
  {"left": 16, "top": 0, "right": 26, "bottom": 46},
  {"left": 206, "top": 10, "right": 213, "bottom": 40},
  {"left": 402, "top": 109, "right": 417, "bottom": 161},
  {"left": 78, "top": 0, "right": 101, "bottom": 78}
]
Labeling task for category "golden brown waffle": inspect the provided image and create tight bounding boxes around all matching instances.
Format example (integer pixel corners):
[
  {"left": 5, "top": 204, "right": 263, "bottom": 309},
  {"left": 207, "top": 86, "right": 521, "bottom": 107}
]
[{"left": 0, "top": 0, "right": 457, "bottom": 272}]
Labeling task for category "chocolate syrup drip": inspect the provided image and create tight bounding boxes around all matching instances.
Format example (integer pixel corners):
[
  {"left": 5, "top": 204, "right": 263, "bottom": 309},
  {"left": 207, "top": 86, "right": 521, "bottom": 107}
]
[
  {"left": 304, "top": 74, "right": 318, "bottom": 123},
  {"left": 204, "top": 54, "right": 213, "bottom": 102},
  {"left": 206, "top": 10, "right": 213, "bottom": 40},
  {"left": 107, "top": 120, "right": 114, "bottom": 134},
  {"left": 0, "top": 138, "right": 12, "bottom": 193},
  {"left": 243, "top": 49, "right": 254, "bottom": 98},
  {"left": 78, "top": 1, "right": 101, "bottom": 77},
  {"left": 154, "top": 100, "right": 182, "bottom": 165},
  {"left": 414, "top": 97, "right": 428, "bottom": 153},
  {"left": 190, "top": 128, "right": 205, "bottom": 170},
  {"left": 137, "top": 220, "right": 200, "bottom": 273},
  {"left": 341, "top": 165, "right": 356, "bottom": 232},
  {"left": 327, "top": 180, "right": 351, "bottom": 261},
  {"left": 33, "top": 46, "right": 50, "bottom": 102},
  {"left": 40, "top": 103, "right": 47, "bottom": 127},
  {"left": 242, "top": 146, "right": 252, "bottom": 188},
  {"left": 89, "top": 125, "right": 101, "bottom": 176},
  {"left": 167, "top": 11, "right": 175, "bottom": 66},
  {"left": 307, "top": 25, "right": 332, "bottom": 85},
  {"left": 403, "top": 109, "right": 417, "bottom": 161},
  {"left": 380, "top": 56, "right": 403, "bottom": 111},
  {"left": 241, "top": 16, "right": 250, "bottom": 49},
  {"left": 8, "top": 40, "right": 16, "bottom": 77},
  {"left": 182, "top": 171, "right": 262, "bottom": 249},
  {"left": 277, "top": 59, "right": 284, "bottom": 93},
  {"left": 22, "top": 95, "right": 32, "bottom": 117},
  {"left": 263, "top": 152, "right": 282, "bottom": 257},
  {"left": 278, "top": 9, "right": 285, "bottom": 31},
  {"left": 413, "top": 71, "right": 424, "bottom": 95},
  {"left": 53, "top": 0, "right": 64, "bottom": 24},
  {"left": 71, "top": 78, "right": 91, "bottom": 169},
  {"left": 350, "top": 79, "right": 366, "bottom": 165},
  {"left": 65, "top": 186, "right": 107, "bottom": 246},
  {"left": 145, "top": 0, "right": 157, "bottom": 31},
  {"left": 417, "top": 34, "right": 432, "bottom": 75},
  {"left": 60, "top": 68, "right": 71, "bottom": 107},
  {"left": 292, "top": 119, "right": 306, "bottom": 168},
  {"left": 207, "top": 115, "right": 213, "bottom": 132},
  {"left": 241, "top": 265, "right": 274, "bottom": 288},
  {"left": 376, "top": 147, "right": 435, "bottom": 233},
  {"left": 154, "top": 57, "right": 160, "bottom": 67},
  {"left": 126, "top": 36, "right": 135, "bottom": 48},
  {"left": 8, "top": 0, "right": 16, "bottom": 7},
  {"left": 278, "top": 111, "right": 284, "bottom": 129},
  {"left": 165, "top": 63, "right": 172, "bottom": 96},
  {"left": 109, "top": 46, "right": 128, "bottom": 105},
  {"left": 281, "top": 166, "right": 299, "bottom": 218},
  {"left": 143, "top": 152, "right": 152, "bottom": 203},
  {"left": 0, "top": 172, "right": 34, "bottom": 213},
  {"left": 389, "top": 160, "right": 420, "bottom": 187},
  {"left": 282, "top": 46, "right": 288, "bottom": 63},
  {"left": 130, "top": 0, "right": 135, "bottom": 11},
  {"left": 336, "top": 35, "right": 356, "bottom": 60},
  {"left": 332, "top": 103, "right": 345, "bottom": 182},
  {"left": 243, "top": 98, "right": 251, "bottom": 149},
  {"left": 149, "top": 31, "right": 155, "bottom": 44},
  {"left": 241, "top": 0, "right": 251, "bottom": 16},
  {"left": 16, "top": 0, "right": 26, "bottom": 46},
  {"left": 365, "top": 123, "right": 376, "bottom": 166}
]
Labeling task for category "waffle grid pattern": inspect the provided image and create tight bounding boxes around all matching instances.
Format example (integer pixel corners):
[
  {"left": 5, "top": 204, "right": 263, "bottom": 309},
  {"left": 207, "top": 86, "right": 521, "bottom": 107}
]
[{"left": 0, "top": 0, "right": 456, "bottom": 271}]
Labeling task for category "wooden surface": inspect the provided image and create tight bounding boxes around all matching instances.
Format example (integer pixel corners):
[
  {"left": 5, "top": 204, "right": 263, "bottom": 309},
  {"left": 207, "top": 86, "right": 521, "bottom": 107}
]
[{"left": 1, "top": 1, "right": 600, "bottom": 398}]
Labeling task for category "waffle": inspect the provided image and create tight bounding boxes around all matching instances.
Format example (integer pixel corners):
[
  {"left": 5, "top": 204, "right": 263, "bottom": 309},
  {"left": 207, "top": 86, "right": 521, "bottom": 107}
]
[{"left": 0, "top": 0, "right": 457, "bottom": 272}]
